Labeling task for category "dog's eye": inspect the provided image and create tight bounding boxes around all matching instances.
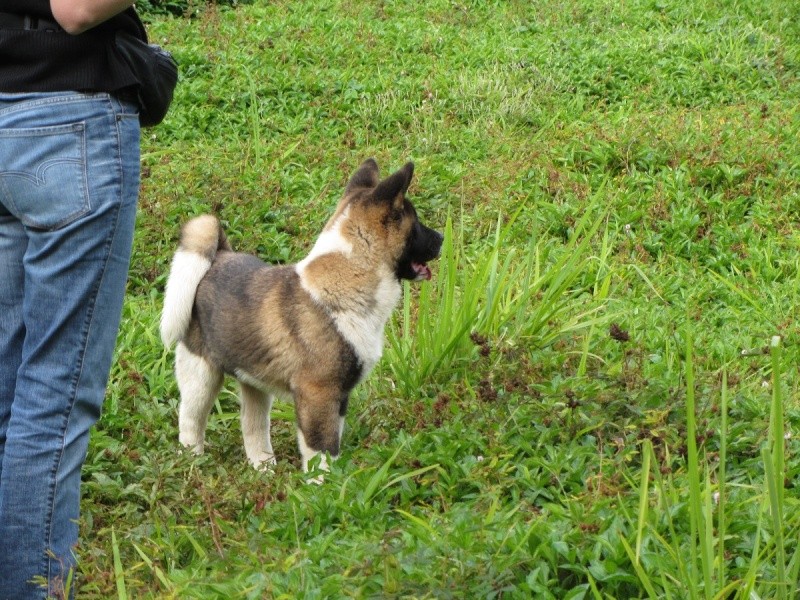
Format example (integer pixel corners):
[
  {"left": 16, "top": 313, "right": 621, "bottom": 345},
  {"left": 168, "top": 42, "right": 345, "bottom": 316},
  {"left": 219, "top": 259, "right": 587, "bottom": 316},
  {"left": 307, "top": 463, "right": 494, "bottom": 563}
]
[{"left": 392, "top": 209, "right": 404, "bottom": 222}]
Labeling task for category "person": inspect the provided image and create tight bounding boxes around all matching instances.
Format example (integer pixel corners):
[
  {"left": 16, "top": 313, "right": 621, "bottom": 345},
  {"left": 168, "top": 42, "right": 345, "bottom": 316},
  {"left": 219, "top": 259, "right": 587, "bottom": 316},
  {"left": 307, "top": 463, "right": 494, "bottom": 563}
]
[{"left": 0, "top": 1, "right": 152, "bottom": 597}]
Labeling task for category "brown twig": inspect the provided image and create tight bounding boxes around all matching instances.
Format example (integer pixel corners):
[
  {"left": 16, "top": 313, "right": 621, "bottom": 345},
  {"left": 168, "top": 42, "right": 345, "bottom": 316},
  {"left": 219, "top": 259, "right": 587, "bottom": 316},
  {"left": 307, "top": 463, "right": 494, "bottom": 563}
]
[{"left": 198, "top": 480, "right": 225, "bottom": 558}]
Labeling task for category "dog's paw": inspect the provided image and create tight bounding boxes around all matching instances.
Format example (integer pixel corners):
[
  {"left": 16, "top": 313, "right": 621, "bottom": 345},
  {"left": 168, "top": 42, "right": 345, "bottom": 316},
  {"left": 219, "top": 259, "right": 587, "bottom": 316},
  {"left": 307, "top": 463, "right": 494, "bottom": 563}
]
[
  {"left": 179, "top": 435, "right": 205, "bottom": 456},
  {"left": 306, "top": 473, "right": 325, "bottom": 485},
  {"left": 302, "top": 453, "right": 332, "bottom": 484},
  {"left": 250, "top": 453, "right": 277, "bottom": 472}
]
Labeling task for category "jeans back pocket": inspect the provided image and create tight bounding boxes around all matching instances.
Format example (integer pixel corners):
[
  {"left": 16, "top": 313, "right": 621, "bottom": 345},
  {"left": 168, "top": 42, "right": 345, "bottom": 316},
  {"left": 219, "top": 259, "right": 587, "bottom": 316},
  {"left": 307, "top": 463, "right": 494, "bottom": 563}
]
[{"left": 0, "top": 123, "right": 90, "bottom": 231}]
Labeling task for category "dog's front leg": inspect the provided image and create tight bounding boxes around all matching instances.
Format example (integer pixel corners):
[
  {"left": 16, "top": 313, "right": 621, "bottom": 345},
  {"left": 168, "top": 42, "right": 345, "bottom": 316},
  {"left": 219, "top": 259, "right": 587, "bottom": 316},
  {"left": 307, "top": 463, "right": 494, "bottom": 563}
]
[{"left": 294, "top": 384, "right": 346, "bottom": 483}]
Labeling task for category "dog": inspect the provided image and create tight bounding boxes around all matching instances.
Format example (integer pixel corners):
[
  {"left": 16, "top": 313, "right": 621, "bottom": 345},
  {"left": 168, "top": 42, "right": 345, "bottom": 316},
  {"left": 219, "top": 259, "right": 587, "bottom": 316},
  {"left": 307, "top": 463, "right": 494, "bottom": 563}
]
[{"left": 160, "top": 159, "right": 443, "bottom": 475}]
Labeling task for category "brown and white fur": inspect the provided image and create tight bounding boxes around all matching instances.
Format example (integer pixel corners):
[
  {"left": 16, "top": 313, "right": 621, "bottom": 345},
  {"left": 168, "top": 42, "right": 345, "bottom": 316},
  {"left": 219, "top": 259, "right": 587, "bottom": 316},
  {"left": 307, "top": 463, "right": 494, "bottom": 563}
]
[{"left": 160, "top": 159, "right": 443, "bottom": 476}]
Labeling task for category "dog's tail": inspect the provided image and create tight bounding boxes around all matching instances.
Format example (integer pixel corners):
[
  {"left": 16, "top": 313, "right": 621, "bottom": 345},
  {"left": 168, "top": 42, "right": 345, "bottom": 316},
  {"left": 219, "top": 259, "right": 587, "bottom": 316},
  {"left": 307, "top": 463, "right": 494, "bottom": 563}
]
[{"left": 160, "top": 215, "right": 231, "bottom": 347}]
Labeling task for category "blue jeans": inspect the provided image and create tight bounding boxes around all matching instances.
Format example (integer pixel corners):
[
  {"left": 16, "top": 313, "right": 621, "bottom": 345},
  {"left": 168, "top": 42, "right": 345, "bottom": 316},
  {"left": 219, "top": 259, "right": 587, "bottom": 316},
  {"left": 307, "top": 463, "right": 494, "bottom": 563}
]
[{"left": 0, "top": 92, "right": 140, "bottom": 599}]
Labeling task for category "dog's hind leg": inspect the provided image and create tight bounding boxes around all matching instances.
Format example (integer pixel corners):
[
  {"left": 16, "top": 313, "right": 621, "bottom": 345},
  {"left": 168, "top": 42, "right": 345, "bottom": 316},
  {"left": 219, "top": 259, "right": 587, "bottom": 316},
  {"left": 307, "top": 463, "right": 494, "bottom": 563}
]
[
  {"left": 240, "top": 383, "right": 276, "bottom": 470},
  {"left": 176, "top": 342, "right": 223, "bottom": 455}
]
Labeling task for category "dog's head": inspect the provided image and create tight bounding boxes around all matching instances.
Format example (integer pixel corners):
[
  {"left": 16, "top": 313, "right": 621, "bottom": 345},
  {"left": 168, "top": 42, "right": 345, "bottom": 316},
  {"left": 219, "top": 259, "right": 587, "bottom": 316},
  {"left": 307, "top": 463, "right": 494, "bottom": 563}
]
[{"left": 330, "top": 158, "right": 443, "bottom": 281}]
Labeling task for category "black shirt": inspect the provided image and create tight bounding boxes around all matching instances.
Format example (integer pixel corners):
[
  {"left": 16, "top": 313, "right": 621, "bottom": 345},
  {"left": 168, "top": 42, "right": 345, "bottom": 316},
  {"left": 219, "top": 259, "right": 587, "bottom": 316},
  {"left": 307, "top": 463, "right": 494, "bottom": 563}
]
[{"left": 0, "top": 0, "right": 147, "bottom": 93}]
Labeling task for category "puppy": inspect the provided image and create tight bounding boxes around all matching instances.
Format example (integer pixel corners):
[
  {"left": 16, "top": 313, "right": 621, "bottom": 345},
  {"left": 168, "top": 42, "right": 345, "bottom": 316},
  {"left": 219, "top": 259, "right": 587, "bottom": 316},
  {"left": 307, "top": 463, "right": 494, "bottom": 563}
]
[{"left": 160, "top": 159, "right": 443, "bottom": 474}]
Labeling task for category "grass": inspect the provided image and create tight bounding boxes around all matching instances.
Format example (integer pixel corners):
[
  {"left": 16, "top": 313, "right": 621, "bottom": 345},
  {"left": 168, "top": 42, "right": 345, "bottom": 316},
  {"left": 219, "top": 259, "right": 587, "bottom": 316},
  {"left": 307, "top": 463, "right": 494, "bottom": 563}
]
[{"left": 73, "top": 0, "right": 800, "bottom": 597}]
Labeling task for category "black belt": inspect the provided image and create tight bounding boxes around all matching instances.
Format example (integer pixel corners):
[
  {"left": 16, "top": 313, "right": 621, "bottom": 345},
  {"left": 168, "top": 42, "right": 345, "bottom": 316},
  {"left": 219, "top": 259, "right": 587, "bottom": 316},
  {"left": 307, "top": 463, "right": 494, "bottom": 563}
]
[{"left": 0, "top": 12, "right": 64, "bottom": 32}]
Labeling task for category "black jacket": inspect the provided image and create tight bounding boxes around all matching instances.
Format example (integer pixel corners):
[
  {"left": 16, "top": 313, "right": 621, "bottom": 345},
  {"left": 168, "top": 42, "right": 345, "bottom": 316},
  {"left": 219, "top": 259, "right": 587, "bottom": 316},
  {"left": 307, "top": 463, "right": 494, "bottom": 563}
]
[{"left": 0, "top": 0, "right": 147, "bottom": 93}]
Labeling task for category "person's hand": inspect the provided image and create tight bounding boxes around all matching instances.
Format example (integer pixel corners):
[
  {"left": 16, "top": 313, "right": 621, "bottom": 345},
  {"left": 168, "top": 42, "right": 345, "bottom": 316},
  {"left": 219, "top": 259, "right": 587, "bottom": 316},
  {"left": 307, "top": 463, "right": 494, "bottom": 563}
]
[{"left": 50, "top": 0, "right": 136, "bottom": 34}]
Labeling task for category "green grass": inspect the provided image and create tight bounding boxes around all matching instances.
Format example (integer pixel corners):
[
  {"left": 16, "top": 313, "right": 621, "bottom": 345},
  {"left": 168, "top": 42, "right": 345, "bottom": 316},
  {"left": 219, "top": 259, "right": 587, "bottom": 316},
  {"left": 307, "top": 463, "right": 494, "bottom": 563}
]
[{"left": 75, "top": 0, "right": 800, "bottom": 597}]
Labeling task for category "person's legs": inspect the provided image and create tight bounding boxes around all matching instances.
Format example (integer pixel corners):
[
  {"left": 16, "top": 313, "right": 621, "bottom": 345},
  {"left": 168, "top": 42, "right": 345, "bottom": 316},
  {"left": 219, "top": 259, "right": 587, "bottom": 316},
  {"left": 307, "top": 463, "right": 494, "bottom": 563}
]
[
  {"left": 0, "top": 92, "right": 140, "bottom": 599},
  {"left": 0, "top": 204, "right": 26, "bottom": 475}
]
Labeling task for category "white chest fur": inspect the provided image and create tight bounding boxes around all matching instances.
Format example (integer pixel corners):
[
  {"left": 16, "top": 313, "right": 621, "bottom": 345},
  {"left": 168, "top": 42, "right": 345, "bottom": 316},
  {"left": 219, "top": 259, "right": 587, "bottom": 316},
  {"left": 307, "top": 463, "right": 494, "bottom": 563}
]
[
  {"left": 331, "top": 274, "right": 401, "bottom": 378},
  {"left": 295, "top": 209, "right": 402, "bottom": 378}
]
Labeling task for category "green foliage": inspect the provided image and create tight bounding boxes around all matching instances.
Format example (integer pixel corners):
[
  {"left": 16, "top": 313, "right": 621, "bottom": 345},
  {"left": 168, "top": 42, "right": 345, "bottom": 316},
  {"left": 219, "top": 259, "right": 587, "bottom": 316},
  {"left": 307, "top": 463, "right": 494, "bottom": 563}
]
[
  {"left": 384, "top": 195, "right": 610, "bottom": 395},
  {"left": 77, "top": 0, "right": 800, "bottom": 597},
  {"left": 137, "top": 0, "right": 252, "bottom": 18},
  {"left": 623, "top": 337, "right": 800, "bottom": 599}
]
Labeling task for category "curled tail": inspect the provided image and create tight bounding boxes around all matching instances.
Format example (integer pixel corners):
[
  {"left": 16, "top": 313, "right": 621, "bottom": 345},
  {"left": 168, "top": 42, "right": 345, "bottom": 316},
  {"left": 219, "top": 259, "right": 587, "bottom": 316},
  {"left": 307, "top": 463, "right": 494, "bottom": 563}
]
[{"left": 160, "top": 215, "right": 231, "bottom": 347}]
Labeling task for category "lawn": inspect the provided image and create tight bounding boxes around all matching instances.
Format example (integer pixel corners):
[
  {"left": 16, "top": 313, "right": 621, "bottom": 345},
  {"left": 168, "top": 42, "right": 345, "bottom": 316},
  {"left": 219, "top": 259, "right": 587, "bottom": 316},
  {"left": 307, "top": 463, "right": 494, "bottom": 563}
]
[{"left": 79, "top": 0, "right": 799, "bottom": 597}]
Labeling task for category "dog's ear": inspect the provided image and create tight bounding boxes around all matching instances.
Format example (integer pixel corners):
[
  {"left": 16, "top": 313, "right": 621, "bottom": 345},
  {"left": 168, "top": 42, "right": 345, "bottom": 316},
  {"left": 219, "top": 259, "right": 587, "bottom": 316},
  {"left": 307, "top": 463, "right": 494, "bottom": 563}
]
[
  {"left": 346, "top": 158, "right": 380, "bottom": 193},
  {"left": 373, "top": 161, "right": 414, "bottom": 208}
]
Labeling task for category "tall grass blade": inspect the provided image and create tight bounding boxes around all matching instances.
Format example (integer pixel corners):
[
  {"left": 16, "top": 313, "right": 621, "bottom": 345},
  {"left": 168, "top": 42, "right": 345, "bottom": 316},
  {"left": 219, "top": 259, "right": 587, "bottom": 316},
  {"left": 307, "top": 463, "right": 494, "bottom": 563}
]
[
  {"left": 620, "top": 534, "right": 659, "bottom": 599},
  {"left": 682, "top": 327, "right": 720, "bottom": 599},
  {"left": 762, "top": 447, "right": 786, "bottom": 600},
  {"left": 787, "top": 535, "right": 800, "bottom": 599},
  {"left": 394, "top": 508, "right": 437, "bottom": 538},
  {"left": 112, "top": 529, "right": 128, "bottom": 600},
  {"left": 717, "top": 370, "right": 728, "bottom": 590},
  {"left": 363, "top": 442, "right": 406, "bottom": 504},
  {"left": 587, "top": 573, "right": 603, "bottom": 600},
  {"left": 636, "top": 439, "right": 652, "bottom": 561},
  {"left": 740, "top": 516, "right": 764, "bottom": 600},
  {"left": 768, "top": 335, "right": 787, "bottom": 599},
  {"left": 132, "top": 543, "right": 170, "bottom": 589},
  {"left": 769, "top": 336, "right": 784, "bottom": 513},
  {"left": 684, "top": 331, "right": 710, "bottom": 598},
  {"left": 377, "top": 464, "right": 440, "bottom": 497},
  {"left": 702, "top": 466, "right": 715, "bottom": 598}
]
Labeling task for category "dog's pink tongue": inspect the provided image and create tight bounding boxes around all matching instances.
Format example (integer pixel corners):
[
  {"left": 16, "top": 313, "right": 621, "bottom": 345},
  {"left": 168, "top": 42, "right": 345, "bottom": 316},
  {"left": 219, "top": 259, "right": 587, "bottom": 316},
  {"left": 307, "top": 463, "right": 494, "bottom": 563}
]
[{"left": 413, "top": 262, "right": 432, "bottom": 280}]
